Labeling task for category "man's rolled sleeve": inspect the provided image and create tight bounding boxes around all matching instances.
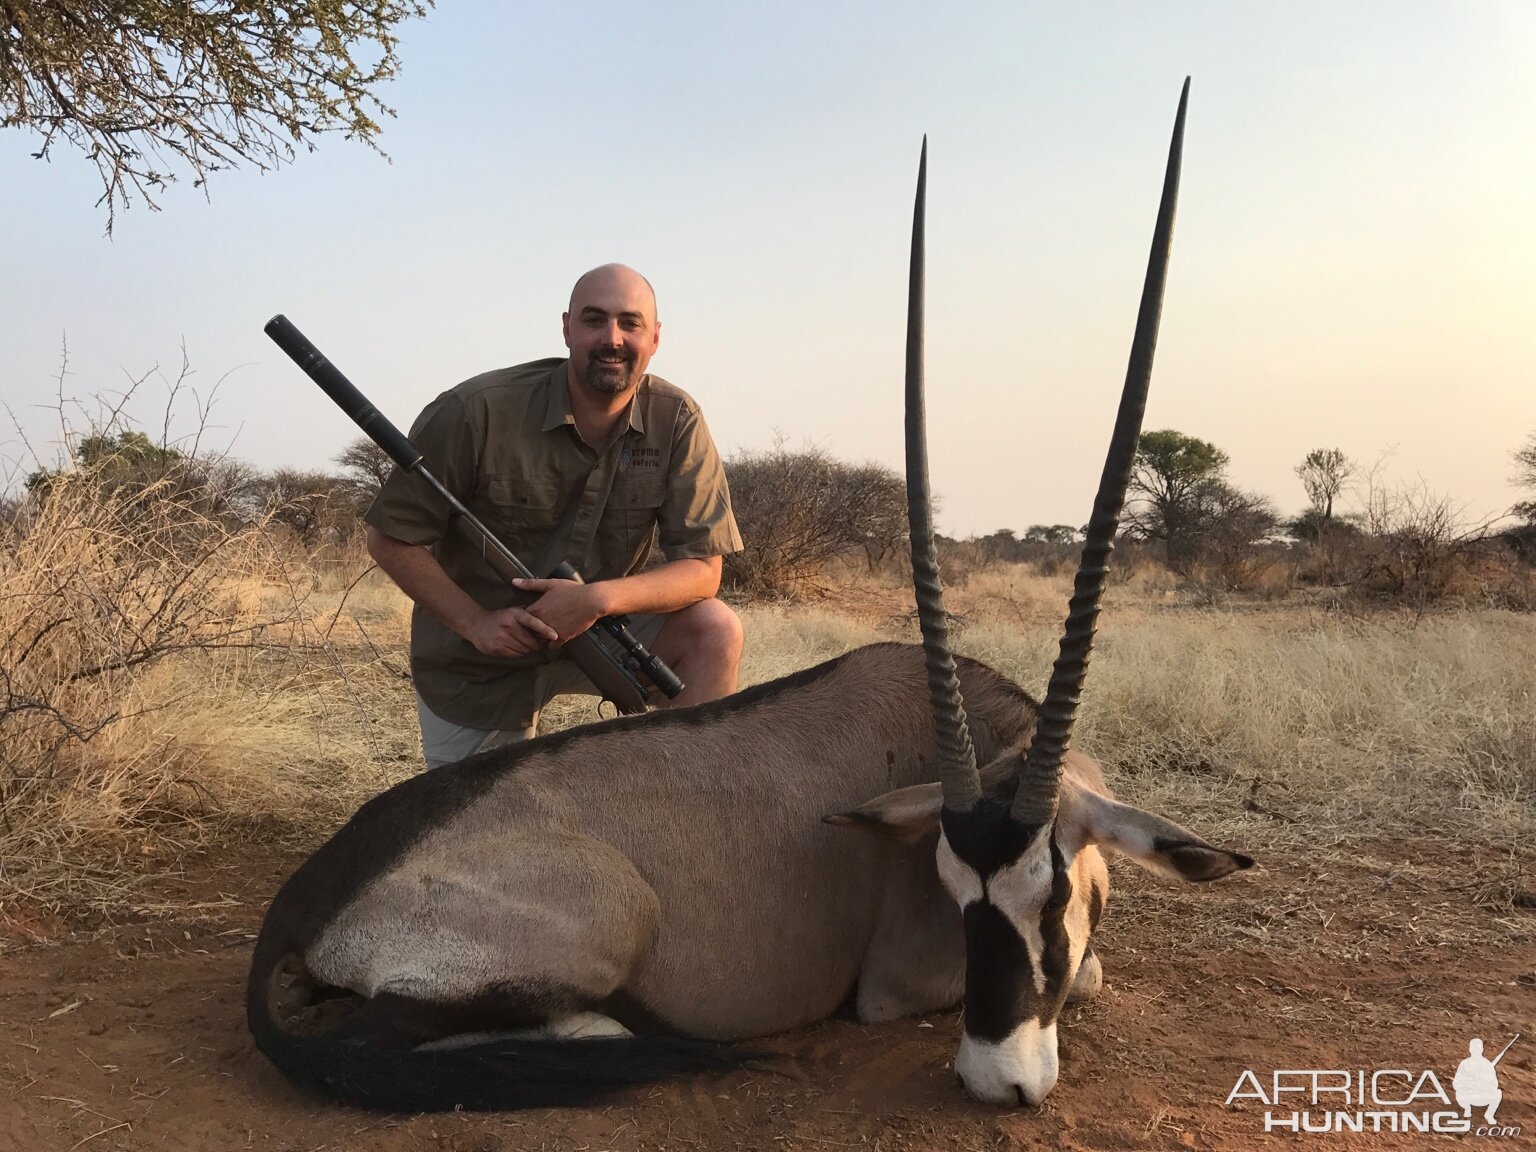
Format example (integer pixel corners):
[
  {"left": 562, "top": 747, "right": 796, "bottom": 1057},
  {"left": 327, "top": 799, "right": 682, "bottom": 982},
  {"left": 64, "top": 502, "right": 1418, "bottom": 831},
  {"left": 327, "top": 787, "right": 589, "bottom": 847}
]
[
  {"left": 658, "top": 405, "right": 743, "bottom": 561},
  {"left": 364, "top": 392, "right": 478, "bottom": 546}
]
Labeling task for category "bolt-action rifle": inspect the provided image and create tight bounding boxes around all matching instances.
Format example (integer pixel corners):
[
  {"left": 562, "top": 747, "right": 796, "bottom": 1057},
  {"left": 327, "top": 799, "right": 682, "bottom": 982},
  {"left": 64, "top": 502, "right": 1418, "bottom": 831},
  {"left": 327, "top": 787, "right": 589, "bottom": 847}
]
[{"left": 264, "top": 314, "right": 684, "bottom": 715}]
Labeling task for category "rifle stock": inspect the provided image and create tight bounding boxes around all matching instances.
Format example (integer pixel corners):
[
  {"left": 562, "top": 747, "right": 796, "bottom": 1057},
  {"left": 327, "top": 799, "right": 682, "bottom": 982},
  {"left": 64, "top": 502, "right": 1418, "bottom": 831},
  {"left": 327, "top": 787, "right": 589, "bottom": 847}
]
[{"left": 264, "top": 314, "right": 677, "bottom": 716}]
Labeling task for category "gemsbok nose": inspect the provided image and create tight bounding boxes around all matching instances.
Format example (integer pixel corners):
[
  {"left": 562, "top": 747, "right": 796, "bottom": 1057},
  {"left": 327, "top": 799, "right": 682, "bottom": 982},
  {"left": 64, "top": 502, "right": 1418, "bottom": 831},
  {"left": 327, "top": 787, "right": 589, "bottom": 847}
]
[{"left": 955, "top": 1023, "right": 1059, "bottom": 1106}]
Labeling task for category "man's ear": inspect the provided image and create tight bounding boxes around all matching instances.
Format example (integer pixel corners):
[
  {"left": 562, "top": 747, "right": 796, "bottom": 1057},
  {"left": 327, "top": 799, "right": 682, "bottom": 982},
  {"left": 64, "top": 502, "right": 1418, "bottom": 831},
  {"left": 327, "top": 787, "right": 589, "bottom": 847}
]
[
  {"left": 1061, "top": 784, "right": 1254, "bottom": 882},
  {"left": 823, "top": 783, "right": 943, "bottom": 846}
]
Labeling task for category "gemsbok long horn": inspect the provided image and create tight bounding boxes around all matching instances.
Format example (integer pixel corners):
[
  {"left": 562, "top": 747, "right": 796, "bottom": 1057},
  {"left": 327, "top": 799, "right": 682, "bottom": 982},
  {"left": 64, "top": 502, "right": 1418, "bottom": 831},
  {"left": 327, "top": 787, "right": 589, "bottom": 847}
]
[
  {"left": 1012, "top": 77, "right": 1191, "bottom": 824},
  {"left": 904, "top": 137, "right": 982, "bottom": 814}
]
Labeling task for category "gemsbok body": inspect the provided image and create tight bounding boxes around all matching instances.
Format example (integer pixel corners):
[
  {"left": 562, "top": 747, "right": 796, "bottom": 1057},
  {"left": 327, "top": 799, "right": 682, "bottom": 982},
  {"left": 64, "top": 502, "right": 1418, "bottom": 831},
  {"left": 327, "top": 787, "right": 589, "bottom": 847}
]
[{"left": 248, "top": 78, "right": 1253, "bottom": 1112}]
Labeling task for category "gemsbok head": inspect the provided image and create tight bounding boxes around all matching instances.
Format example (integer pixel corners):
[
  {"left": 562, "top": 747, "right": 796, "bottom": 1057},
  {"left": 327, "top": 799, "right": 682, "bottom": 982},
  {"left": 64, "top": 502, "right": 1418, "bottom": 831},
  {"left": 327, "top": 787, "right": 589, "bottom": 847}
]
[{"left": 894, "top": 78, "right": 1254, "bottom": 1105}]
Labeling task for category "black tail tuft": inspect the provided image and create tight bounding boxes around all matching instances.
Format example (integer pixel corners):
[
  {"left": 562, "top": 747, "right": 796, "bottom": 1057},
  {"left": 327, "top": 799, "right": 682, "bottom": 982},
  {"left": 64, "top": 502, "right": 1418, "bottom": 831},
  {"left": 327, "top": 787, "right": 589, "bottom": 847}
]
[
  {"left": 256, "top": 1022, "right": 747, "bottom": 1113},
  {"left": 247, "top": 929, "right": 749, "bottom": 1112}
]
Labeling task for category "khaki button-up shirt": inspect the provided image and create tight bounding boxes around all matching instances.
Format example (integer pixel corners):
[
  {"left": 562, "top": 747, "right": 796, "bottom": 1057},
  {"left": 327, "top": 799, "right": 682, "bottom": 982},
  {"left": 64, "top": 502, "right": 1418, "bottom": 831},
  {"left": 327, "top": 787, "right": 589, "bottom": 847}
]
[{"left": 365, "top": 359, "right": 742, "bottom": 730}]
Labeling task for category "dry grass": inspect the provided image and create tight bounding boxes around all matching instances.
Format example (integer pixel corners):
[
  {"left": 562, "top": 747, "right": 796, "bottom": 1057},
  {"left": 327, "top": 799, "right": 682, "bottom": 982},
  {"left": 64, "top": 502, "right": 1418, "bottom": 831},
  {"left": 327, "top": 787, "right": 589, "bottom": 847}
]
[
  {"left": 950, "top": 601, "right": 1535, "bottom": 956},
  {"left": 953, "top": 609, "right": 1536, "bottom": 852},
  {"left": 2, "top": 511, "right": 1531, "bottom": 932},
  {"left": 0, "top": 467, "right": 421, "bottom": 918}
]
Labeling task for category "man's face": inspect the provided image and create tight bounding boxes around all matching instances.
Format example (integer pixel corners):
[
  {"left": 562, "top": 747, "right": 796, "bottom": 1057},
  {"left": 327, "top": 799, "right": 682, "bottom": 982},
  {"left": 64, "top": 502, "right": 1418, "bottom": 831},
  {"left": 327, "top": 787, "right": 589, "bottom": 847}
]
[{"left": 562, "top": 268, "right": 660, "bottom": 397}]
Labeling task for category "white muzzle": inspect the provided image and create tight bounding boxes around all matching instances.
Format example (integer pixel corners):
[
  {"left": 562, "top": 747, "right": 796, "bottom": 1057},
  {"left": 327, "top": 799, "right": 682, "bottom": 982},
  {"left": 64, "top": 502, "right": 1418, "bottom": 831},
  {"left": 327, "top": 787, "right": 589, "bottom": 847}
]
[{"left": 955, "top": 1020, "right": 1059, "bottom": 1106}]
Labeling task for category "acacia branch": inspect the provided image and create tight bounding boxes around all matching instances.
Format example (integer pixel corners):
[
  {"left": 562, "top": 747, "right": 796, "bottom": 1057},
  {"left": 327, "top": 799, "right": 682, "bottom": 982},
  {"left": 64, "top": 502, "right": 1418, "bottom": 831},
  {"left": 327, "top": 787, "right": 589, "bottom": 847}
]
[{"left": 3, "top": 0, "right": 432, "bottom": 232}]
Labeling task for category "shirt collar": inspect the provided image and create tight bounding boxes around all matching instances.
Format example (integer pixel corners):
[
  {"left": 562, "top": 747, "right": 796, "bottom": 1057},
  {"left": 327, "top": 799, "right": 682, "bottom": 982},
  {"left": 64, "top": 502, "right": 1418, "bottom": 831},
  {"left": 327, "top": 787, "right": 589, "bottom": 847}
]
[
  {"left": 541, "top": 362, "right": 574, "bottom": 432},
  {"left": 542, "top": 360, "right": 647, "bottom": 435}
]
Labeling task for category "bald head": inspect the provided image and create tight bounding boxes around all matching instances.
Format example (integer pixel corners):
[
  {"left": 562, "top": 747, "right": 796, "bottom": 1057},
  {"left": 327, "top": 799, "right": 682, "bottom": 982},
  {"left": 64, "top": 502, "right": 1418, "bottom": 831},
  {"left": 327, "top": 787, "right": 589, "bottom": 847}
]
[{"left": 568, "top": 264, "right": 658, "bottom": 323}]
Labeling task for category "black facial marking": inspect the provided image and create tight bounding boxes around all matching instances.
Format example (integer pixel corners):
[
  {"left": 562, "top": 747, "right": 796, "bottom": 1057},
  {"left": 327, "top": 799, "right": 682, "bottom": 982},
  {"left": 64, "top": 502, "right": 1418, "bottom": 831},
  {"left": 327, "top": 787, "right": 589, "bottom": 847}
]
[
  {"left": 940, "top": 797, "right": 1042, "bottom": 877},
  {"left": 1045, "top": 839, "right": 1072, "bottom": 913},
  {"left": 1087, "top": 879, "right": 1105, "bottom": 934},
  {"left": 961, "top": 900, "right": 1032, "bottom": 1043},
  {"left": 957, "top": 833, "right": 1075, "bottom": 1041},
  {"left": 1036, "top": 839, "right": 1073, "bottom": 1014}
]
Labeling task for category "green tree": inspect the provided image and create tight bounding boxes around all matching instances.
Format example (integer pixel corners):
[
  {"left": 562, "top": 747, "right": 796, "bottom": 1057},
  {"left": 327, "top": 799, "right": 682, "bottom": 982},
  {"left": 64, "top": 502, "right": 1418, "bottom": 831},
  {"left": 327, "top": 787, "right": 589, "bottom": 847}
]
[
  {"left": 25, "top": 428, "right": 181, "bottom": 491},
  {"left": 1184, "top": 478, "right": 1279, "bottom": 588},
  {"left": 1124, "top": 429, "right": 1229, "bottom": 561},
  {"left": 1124, "top": 429, "right": 1279, "bottom": 580},
  {"left": 1023, "top": 524, "right": 1080, "bottom": 546},
  {"left": 2, "top": 1, "right": 430, "bottom": 231},
  {"left": 76, "top": 429, "right": 178, "bottom": 468}
]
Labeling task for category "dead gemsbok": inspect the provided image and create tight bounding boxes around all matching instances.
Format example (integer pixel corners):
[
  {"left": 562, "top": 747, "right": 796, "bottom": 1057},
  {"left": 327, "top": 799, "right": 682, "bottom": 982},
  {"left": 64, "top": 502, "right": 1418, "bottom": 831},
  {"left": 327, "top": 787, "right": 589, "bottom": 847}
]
[{"left": 247, "top": 78, "right": 1251, "bottom": 1112}]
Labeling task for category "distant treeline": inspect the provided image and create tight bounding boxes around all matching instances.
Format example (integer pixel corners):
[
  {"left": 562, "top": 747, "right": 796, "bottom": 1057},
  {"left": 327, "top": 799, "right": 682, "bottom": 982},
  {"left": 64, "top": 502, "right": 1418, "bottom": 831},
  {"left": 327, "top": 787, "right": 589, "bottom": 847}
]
[{"left": 8, "top": 424, "right": 1536, "bottom": 609}]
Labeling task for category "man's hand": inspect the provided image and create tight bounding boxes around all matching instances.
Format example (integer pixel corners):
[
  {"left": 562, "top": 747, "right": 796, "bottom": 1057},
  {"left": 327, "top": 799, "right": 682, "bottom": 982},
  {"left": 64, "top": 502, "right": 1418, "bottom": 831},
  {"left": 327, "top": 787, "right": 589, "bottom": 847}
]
[
  {"left": 465, "top": 605, "right": 560, "bottom": 658},
  {"left": 513, "top": 577, "right": 608, "bottom": 647}
]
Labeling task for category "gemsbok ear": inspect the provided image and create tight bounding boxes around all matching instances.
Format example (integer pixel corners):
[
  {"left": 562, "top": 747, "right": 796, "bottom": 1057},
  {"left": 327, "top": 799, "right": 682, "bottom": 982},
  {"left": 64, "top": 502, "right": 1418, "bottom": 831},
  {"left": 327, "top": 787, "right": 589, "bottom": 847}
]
[
  {"left": 1063, "top": 785, "right": 1254, "bottom": 882},
  {"left": 823, "top": 783, "right": 943, "bottom": 845}
]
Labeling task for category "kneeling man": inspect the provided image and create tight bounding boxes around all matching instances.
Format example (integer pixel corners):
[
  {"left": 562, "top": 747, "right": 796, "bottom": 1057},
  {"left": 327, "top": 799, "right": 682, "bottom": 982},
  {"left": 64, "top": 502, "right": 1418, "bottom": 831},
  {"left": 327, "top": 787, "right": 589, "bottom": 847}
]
[{"left": 365, "top": 264, "right": 744, "bottom": 767}]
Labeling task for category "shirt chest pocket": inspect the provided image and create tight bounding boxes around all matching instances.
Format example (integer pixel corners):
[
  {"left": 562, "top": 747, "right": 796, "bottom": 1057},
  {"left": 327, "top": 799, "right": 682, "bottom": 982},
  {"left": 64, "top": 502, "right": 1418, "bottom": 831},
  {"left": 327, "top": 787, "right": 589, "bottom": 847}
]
[
  {"left": 608, "top": 472, "right": 667, "bottom": 512},
  {"left": 481, "top": 474, "right": 564, "bottom": 554},
  {"left": 598, "top": 472, "right": 667, "bottom": 571}
]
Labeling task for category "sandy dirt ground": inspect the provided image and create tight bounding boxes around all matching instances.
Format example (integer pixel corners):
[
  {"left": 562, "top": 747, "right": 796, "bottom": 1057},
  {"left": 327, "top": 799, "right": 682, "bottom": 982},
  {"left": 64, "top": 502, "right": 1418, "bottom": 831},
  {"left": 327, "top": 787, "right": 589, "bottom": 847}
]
[{"left": 1, "top": 836, "right": 1530, "bottom": 1152}]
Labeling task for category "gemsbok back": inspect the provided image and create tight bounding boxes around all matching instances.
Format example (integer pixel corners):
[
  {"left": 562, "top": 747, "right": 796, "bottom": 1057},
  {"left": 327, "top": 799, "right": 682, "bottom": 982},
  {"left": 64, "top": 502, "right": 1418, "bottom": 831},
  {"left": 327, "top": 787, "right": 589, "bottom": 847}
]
[{"left": 247, "top": 78, "right": 1253, "bottom": 1112}]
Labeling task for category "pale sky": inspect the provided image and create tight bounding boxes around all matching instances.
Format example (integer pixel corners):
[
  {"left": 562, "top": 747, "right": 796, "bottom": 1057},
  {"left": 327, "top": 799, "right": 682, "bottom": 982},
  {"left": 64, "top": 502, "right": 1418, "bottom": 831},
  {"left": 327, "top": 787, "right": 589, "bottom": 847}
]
[{"left": 3, "top": 3, "right": 1533, "bottom": 537}]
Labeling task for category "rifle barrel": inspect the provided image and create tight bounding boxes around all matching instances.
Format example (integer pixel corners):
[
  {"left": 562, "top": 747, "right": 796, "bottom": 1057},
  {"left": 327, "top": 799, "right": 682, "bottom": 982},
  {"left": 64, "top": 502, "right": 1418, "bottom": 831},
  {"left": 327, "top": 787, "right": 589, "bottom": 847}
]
[{"left": 264, "top": 316, "right": 422, "bottom": 471}]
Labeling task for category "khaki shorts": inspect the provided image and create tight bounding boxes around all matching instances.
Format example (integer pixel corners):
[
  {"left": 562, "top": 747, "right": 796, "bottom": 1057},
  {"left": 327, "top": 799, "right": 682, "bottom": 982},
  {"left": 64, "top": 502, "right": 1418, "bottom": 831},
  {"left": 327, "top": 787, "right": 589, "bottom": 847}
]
[{"left": 416, "top": 613, "right": 666, "bottom": 769}]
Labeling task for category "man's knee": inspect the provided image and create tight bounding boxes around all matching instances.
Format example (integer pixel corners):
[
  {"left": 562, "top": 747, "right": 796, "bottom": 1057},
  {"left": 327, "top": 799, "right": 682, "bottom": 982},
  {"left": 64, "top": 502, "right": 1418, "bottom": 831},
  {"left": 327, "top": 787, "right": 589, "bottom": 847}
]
[
  {"left": 695, "top": 598, "right": 743, "bottom": 654},
  {"left": 650, "top": 600, "right": 743, "bottom": 705},
  {"left": 670, "top": 597, "right": 743, "bottom": 661}
]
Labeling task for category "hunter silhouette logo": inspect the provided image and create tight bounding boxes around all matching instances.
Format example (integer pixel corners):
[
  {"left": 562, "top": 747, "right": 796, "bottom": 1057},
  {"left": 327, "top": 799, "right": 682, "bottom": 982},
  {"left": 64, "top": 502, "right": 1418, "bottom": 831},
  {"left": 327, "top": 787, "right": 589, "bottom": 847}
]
[
  {"left": 1454, "top": 1035, "right": 1518, "bottom": 1125},
  {"left": 1225, "top": 1033, "right": 1522, "bottom": 1137}
]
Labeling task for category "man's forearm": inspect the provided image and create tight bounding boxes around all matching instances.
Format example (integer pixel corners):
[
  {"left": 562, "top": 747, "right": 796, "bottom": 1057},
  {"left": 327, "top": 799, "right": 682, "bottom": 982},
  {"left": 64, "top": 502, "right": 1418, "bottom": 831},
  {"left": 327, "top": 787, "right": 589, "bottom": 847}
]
[
  {"left": 365, "top": 525, "right": 488, "bottom": 639},
  {"left": 588, "top": 556, "right": 724, "bottom": 618}
]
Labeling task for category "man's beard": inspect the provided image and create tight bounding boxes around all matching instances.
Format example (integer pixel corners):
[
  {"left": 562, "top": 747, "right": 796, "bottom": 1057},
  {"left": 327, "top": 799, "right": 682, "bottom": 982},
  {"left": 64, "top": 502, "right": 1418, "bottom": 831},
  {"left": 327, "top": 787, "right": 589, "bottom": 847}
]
[{"left": 582, "top": 351, "right": 638, "bottom": 395}]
